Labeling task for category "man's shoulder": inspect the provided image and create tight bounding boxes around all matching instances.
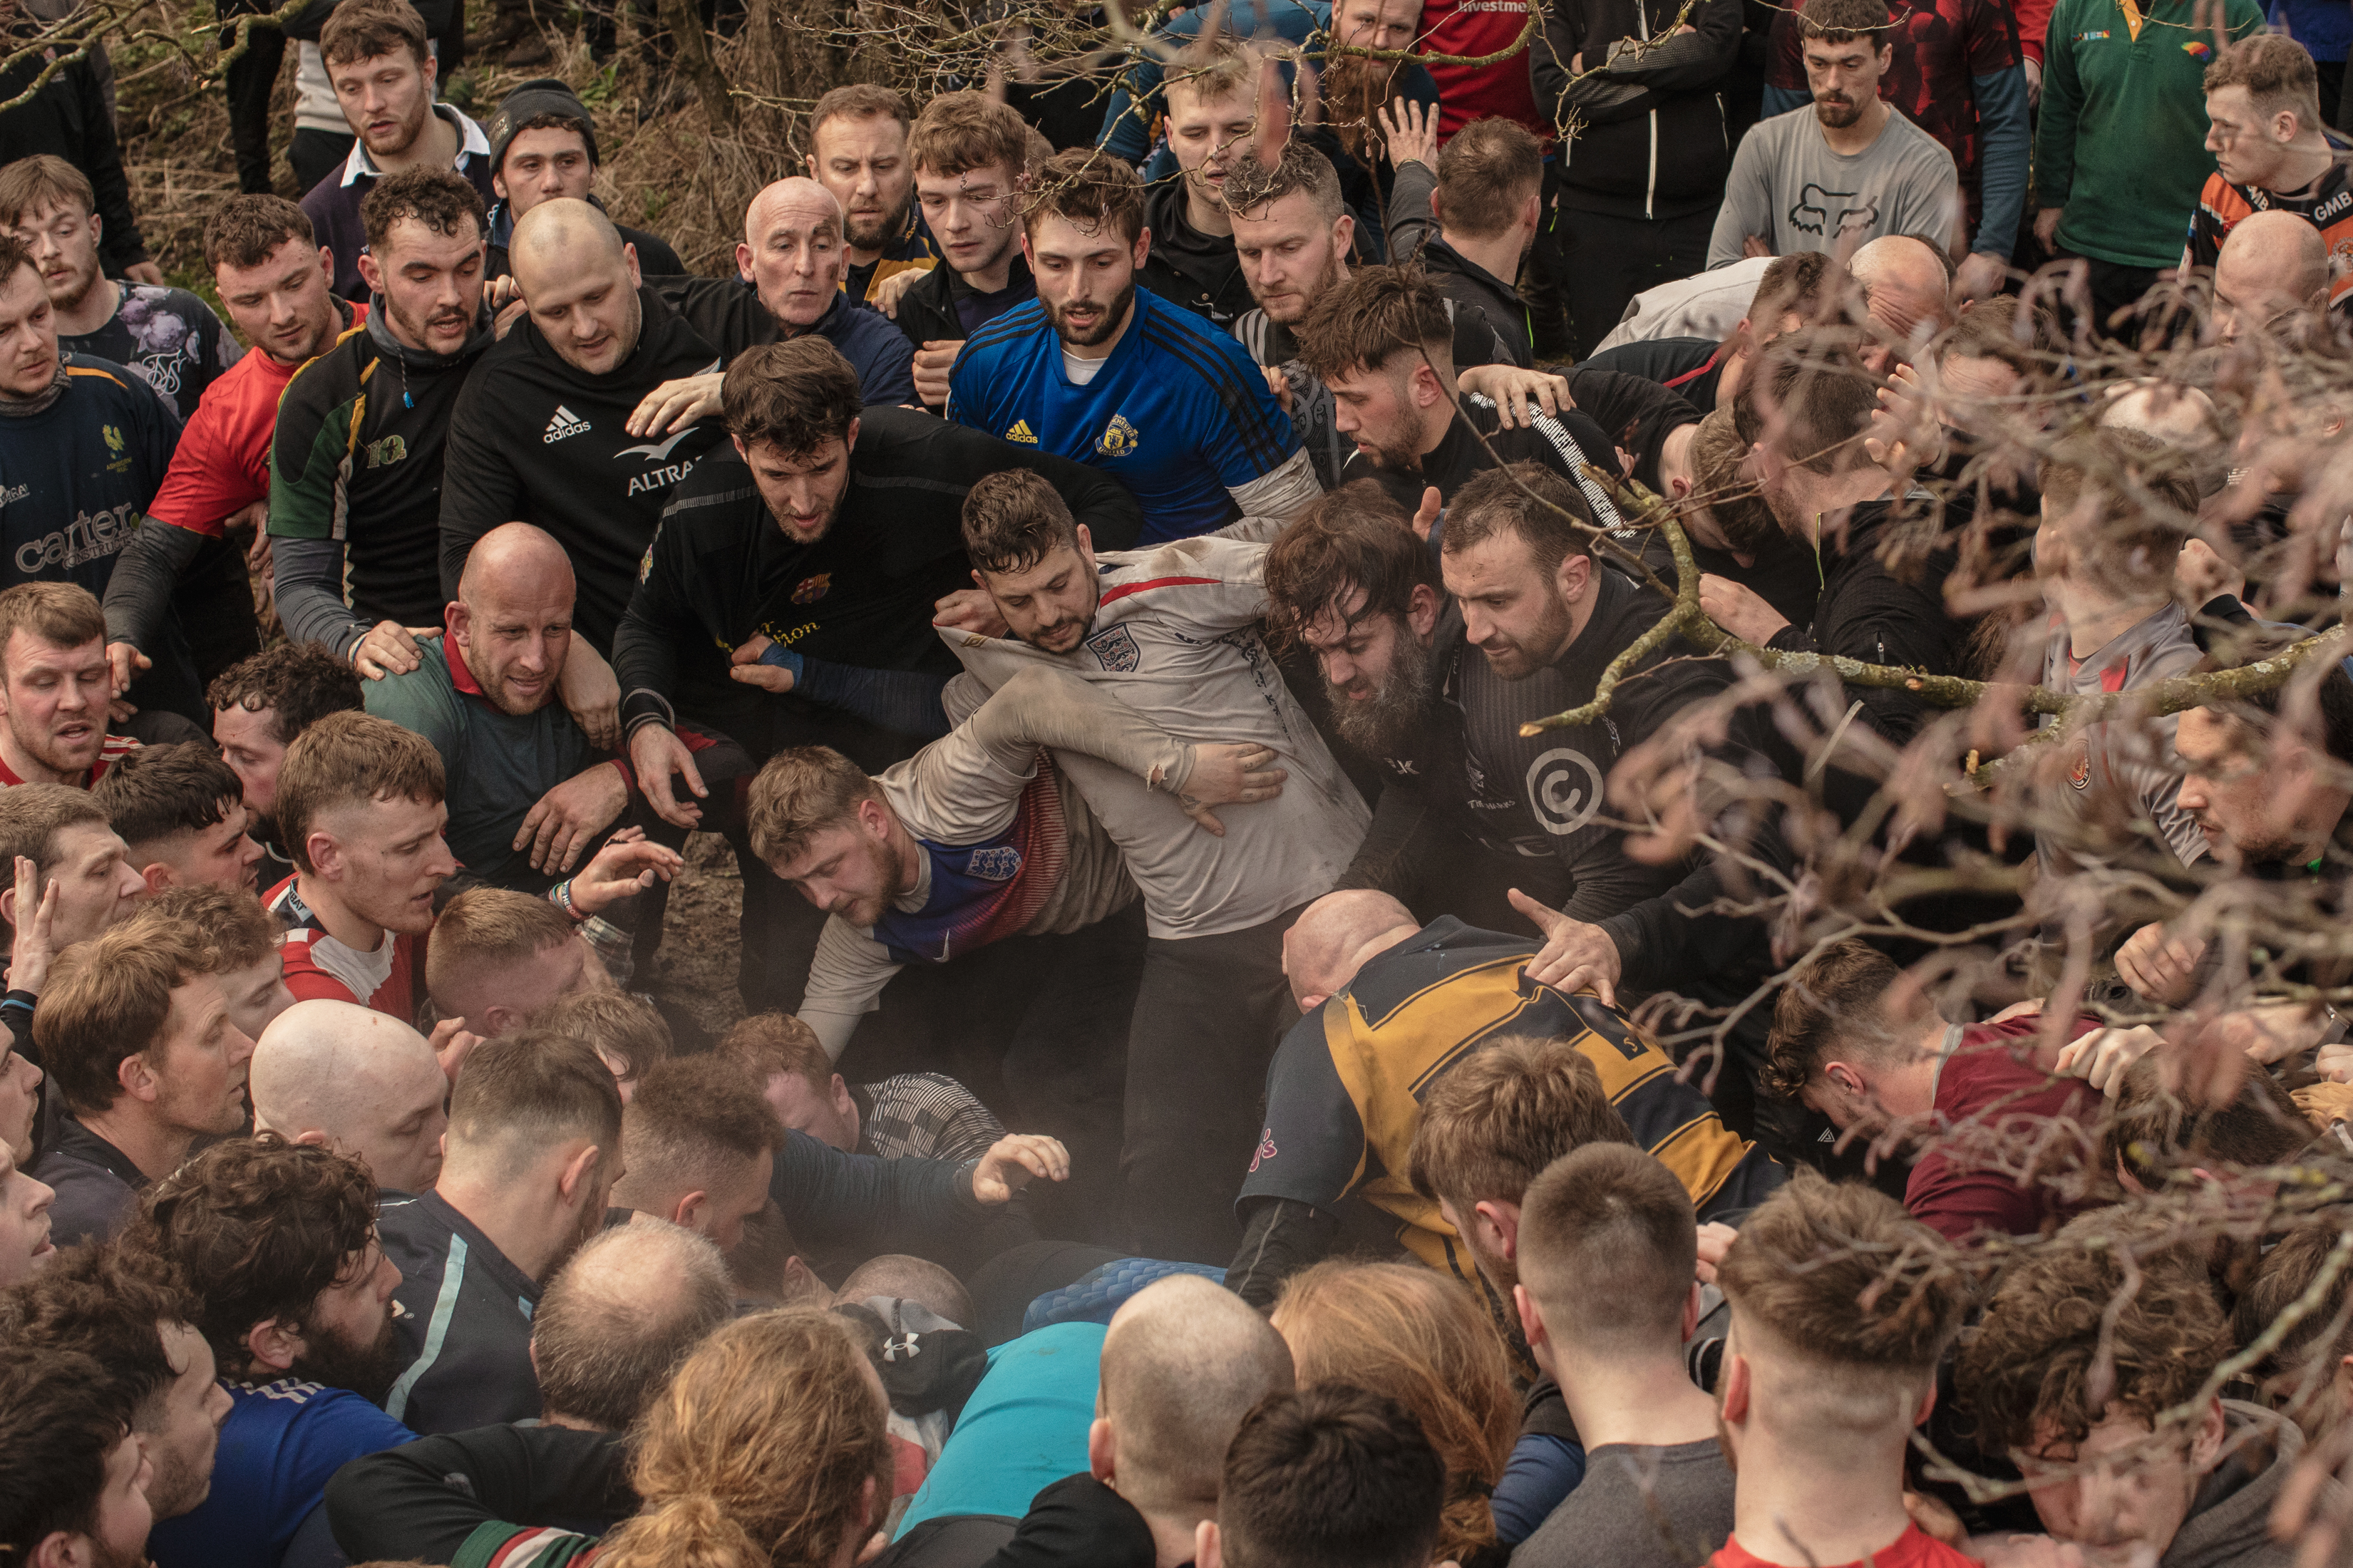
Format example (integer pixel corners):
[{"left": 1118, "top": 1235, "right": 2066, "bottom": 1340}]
[
  {"left": 362, "top": 638, "right": 463, "bottom": 719},
  {"left": 278, "top": 326, "right": 374, "bottom": 408},
  {"left": 1883, "top": 104, "right": 1960, "bottom": 164},
  {"left": 375, "top": 1189, "right": 458, "bottom": 1254},
  {"left": 1342, "top": 918, "right": 1533, "bottom": 1026},
  {"left": 60, "top": 352, "right": 157, "bottom": 408},
  {"left": 1096, "top": 534, "right": 1267, "bottom": 594},
  {"left": 659, "top": 444, "right": 763, "bottom": 522},
  {"left": 957, "top": 301, "right": 1052, "bottom": 363}
]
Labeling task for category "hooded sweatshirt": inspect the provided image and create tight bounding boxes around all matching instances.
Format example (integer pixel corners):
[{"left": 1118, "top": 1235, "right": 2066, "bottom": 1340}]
[
  {"left": 1533, "top": 0, "right": 1743, "bottom": 221},
  {"left": 2161, "top": 1403, "right": 2300, "bottom": 1568},
  {"left": 270, "top": 305, "right": 496, "bottom": 657},
  {"left": 436, "top": 285, "right": 726, "bottom": 652},
  {"left": 1137, "top": 177, "right": 1255, "bottom": 326}
]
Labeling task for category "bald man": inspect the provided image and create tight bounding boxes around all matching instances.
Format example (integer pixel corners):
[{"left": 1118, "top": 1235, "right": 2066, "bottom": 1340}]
[
  {"left": 438, "top": 197, "right": 730, "bottom": 656},
  {"left": 1227, "top": 890, "right": 1781, "bottom": 1308},
  {"left": 1090, "top": 1274, "right": 1297, "bottom": 1567},
  {"left": 250, "top": 999, "right": 450, "bottom": 1195},
  {"left": 2212, "top": 208, "right": 2331, "bottom": 345},
  {"left": 1850, "top": 236, "right": 1955, "bottom": 374},
  {"left": 367, "top": 520, "right": 684, "bottom": 892},
  {"left": 653, "top": 177, "right": 919, "bottom": 407}
]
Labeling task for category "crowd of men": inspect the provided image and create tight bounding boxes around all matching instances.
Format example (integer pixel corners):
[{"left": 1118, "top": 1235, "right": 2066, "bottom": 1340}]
[{"left": 11, "top": 0, "right": 2353, "bottom": 1562}]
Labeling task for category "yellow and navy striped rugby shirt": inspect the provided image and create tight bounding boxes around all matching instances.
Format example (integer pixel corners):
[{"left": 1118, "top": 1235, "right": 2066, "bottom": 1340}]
[{"left": 1241, "top": 917, "right": 1783, "bottom": 1286}]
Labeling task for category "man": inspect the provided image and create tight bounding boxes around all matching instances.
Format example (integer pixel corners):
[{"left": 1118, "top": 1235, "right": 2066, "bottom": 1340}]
[
  {"left": 804, "top": 83, "right": 938, "bottom": 306},
  {"left": 617, "top": 334, "right": 1140, "bottom": 783},
  {"left": 1, "top": 1242, "right": 229, "bottom": 1531},
  {"left": 437, "top": 197, "right": 727, "bottom": 655},
  {"left": 1710, "top": 1173, "right": 1974, "bottom": 1568},
  {"left": 608, "top": 1055, "right": 781, "bottom": 1251},
  {"left": 0, "top": 785, "right": 143, "bottom": 1017},
  {"left": 1135, "top": 40, "right": 1259, "bottom": 326},
  {"left": 1271, "top": 472, "right": 1743, "bottom": 959},
  {"left": 250, "top": 999, "right": 450, "bottom": 1196},
  {"left": 376, "top": 1028, "right": 621, "bottom": 1433},
  {"left": 949, "top": 470, "right": 1371, "bottom": 1261},
  {"left": 1294, "top": 264, "right": 1622, "bottom": 516},
  {"left": 0, "top": 156, "right": 239, "bottom": 424},
  {"left": 1756, "top": 0, "right": 2030, "bottom": 302},
  {"left": 1850, "top": 232, "right": 1957, "bottom": 368},
  {"left": 1959, "top": 1221, "right": 2299, "bottom": 1568},
  {"left": 2187, "top": 36, "right": 2353, "bottom": 315},
  {"left": 366, "top": 522, "right": 650, "bottom": 890},
  {"left": 719, "top": 1011, "right": 1006, "bottom": 1165},
  {"left": 1226, "top": 144, "right": 1520, "bottom": 490},
  {"left": 1704, "top": 329, "right": 1965, "bottom": 758},
  {"left": 1385, "top": 112, "right": 1545, "bottom": 366},
  {"left": 0, "top": 237, "right": 185, "bottom": 711},
  {"left": 1512, "top": 1144, "right": 1736, "bottom": 1568},
  {"left": 1197, "top": 1387, "right": 1448, "bottom": 1568},
  {"left": 145, "top": 884, "right": 292, "bottom": 1043},
  {"left": 2109, "top": 665, "right": 2353, "bottom": 1084},
  {"left": 2028, "top": 430, "right": 2210, "bottom": 959},
  {"left": 0, "top": 1138, "right": 53, "bottom": 1288},
  {"left": 265, "top": 711, "right": 455, "bottom": 1019},
  {"left": 270, "top": 169, "right": 495, "bottom": 674},
  {"left": 1762, "top": 939, "right": 2103, "bottom": 1243},
  {"left": 0, "top": 584, "right": 138, "bottom": 787},
  {"left": 947, "top": 148, "right": 1319, "bottom": 545},
  {"left": 2036, "top": 0, "right": 2262, "bottom": 340},
  {"left": 130, "top": 1135, "right": 418, "bottom": 1568},
  {"left": 1532, "top": 0, "right": 1744, "bottom": 354},
  {"left": 481, "top": 78, "right": 683, "bottom": 281},
  {"left": 207, "top": 640, "right": 364, "bottom": 875},
  {"left": 421, "top": 887, "right": 602, "bottom": 1039},
  {"left": 892, "top": 91, "right": 1038, "bottom": 410},
  {"left": 1708, "top": 0, "right": 1964, "bottom": 269},
  {"left": 0, "top": 0, "right": 158, "bottom": 286},
  {"left": 1583, "top": 249, "right": 1842, "bottom": 419},
  {"left": 317, "top": 1225, "right": 731, "bottom": 1568},
  {"left": 28, "top": 915, "right": 257, "bottom": 1247},
  {"left": 657, "top": 177, "right": 918, "bottom": 407},
  {"left": 299, "top": 0, "right": 496, "bottom": 302},
  {"left": 1230, "top": 889, "right": 1778, "bottom": 1306},
  {"left": 0, "top": 1346, "right": 162, "bottom": 1568},
  {"left": 102, "top": 197, "right": 359, "bottom": 697},
  {"left": 2210, "top": 208, "right": 2334, "bottom": 343},
  {"left": 92, "top": 742, "right": 264, "bottom": 895},
  {"left": 1075, "top": 1274, "right": 1297, "bottom": 1567}
]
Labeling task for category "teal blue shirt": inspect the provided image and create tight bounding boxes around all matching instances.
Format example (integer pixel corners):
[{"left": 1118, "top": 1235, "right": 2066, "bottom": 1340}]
[{"left": 892, "top": 1323, "right": 1106, "bottom": 1537}]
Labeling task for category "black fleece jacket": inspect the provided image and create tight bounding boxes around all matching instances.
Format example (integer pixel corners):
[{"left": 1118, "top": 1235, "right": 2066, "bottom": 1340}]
[
  {"left": 437, "top": 285, "right": 726, "bottom": 653},
  {"left": 1136, "top": 178, "right": 1255, "bottom": 326},
  {"left": 1531, "top": 0, "right": 1743, "bottom": 220},
  {"left": 1761, "top": 497, "right": 1965, "bottom": 748},
  {"left": 613, "top": 406, "right": 1143, "bottom": 744}
]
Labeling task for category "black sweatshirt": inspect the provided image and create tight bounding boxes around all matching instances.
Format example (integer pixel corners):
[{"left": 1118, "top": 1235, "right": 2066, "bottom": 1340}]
[
  {"left": 1562, "top": 364, "right": 1700, "bottom": 493},
  {"left": 437, "top": 285, "right": 726, "bottom": 652},
  {"left": 324, "top": 1423, "right": 635, "bottom": 1566},
  {"left": 614, "top": 406, "right": 1143, "bottom": 744},
  {"left": 1344, "top": 394, "right": 1625, "bottom": 521},
  {"left": 1386, "top": 160, "right": 1531, "bottom": 366},
  {"left": 1583, "top": 335, "right": 1729, "bottom": 413},
  {"left": 1137, "top": 178, "right": 1255, "bottom": 326},
  {"left": 1531, "top": 0, "right": 1743, "bottom": 221},
  {"left": 1344, "top": 570, "right": 1734, "bottom": 922}
]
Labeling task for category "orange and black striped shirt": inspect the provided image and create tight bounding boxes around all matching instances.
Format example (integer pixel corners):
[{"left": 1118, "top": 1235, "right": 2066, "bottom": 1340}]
[{"left": 2187, "top": 150, "right": 2353, "bottom": 310}]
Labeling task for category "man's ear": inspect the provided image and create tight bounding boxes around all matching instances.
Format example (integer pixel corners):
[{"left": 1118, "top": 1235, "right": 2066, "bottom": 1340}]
[
  {"left": 2190, "top": 1395, "right": 2226, "bottom": 1469},
  {"left": 118, "top": 1049, "right": 162, "bottom": 1108},
  {"left": 829, "top": 1073, "right": 855, "bottom": 1120},
  {"left": 1195, "top": 1520, "right": 1223, "bottom": 1568},
  {"left": 623, "top": 242, "right": 642, "bottom": 291},
  {"left": 356, "top": 251, "right": 385, "bottom": 298},
  {"left": 1513, "top": 1282, "right": 1547, "bottom": 1352},
  {"left": 482, "top": 1004, "right": 522, "bottom": 1039},
  {"left": 1406, "top": 581, "right": 1440, "bottom": 639},
  {"left": 445, "top": 599, "right": 473, "bottom": 648},
  {"left": 843, "top": 416, "right": 860, "bottom": 457},
  {"left": 30, "top": 1528, "right": 79, "bottom": 1568},
  {"left": 673, "top": 1190, "right": 708, "bottom": 1232},
  {"left": 556, "top": 1143, "right": 601, "bottom": 1206},
  {"left": 1555, "top": 550, "right": 1594, "bottom": 607},
  {"left": 1332, "top": 212, "right": 1356, "bottom": 260},
  {"left": 1683, "top": 1281, "right": 1702, "bottom": 1342},
  {"left": 1912, "top": 1377, "right": 1937, "bottom": 1430},
  {"left": 1131, "top": 227, "right": 1152, "bottom": 269},
  {"left": 1430, "top": 188, "right": 1446, "bottom": 230},
  {"left": 1719, "top": 1350, "right": 1751, "bottom": 1423},
  {"left": 1087, "top": 1414, "right": 1117, "bottom": 1484},
  {"left": 138, "top": 862, "right": 174, "bottom": 897},
  {"left": 304, "top": 830, "right": 343, "bottom": 882},
  {"left": 1473, "top": 1197, "right": 1522, "bottom": 1262},
  {"left": 4, "top": 885, "right": 21, "bottom": 931},
  {"left": 246, "top": 1315, "right": 303, "bottom": 1374},
  {"left": 493, "top": 171, "right": 510, "bottom": 202}
]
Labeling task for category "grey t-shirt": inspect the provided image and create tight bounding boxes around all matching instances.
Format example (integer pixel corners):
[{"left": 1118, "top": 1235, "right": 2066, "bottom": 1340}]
[
  {"left": 1706, "top": 104, "right": 1960, "bottom": 268},
  {"left": 1512, "top": 1438, "right": 1736, "bottom": 1568}
]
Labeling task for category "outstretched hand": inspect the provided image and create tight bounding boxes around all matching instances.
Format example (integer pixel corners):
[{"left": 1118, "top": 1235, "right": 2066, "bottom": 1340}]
[
  {"left": 569, "top": 827, "right": 685, "bottom": 915},
  {"left": 1175, "top": 743, "right": 1288, "bottom": 836},
  {"left": 1510, "top": 887, "right": 1623, "bottom": 1006},
  {"left": 971, "top": 1133, "right": 1071, "bottom": 1203},
  {"left": 1377, "top": 96, "right": 1439, "bottom": 170}
]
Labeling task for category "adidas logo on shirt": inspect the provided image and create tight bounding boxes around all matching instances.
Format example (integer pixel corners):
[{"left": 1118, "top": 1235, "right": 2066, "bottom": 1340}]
[
  {"left": 543, "top": 405, "right": 592, "bottom": 444},
  {"left": 1004, "top": 419, "right": 1037, "bottom": 445}
]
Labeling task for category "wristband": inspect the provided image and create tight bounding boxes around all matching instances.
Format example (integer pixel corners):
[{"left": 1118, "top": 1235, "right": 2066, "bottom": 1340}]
[
  {"left": 550, "top": 878, "right": 589, "bottom": 923},
  {"left": 757, "top": 641, "right": 805, "bottom": 683}
]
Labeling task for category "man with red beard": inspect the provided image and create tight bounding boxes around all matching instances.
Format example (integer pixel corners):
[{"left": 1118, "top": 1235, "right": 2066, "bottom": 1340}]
[{"left": 130, "top": 1135, "right": 418, "bottom": 1568}]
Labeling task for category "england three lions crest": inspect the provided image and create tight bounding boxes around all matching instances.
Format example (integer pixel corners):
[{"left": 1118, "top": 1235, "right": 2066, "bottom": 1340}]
[{"left": 1086, "top": 624, "right": 1140, "bottom": 672}]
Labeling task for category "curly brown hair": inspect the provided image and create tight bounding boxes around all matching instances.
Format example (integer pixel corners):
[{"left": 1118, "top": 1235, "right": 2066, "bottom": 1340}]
[
  {"left": 120, "top": 1133, "right": 380, "bottom": 1375},
  {"left": 597, "top": 1308, "right": 893, "bottom": 1568},
  {"left": 0, "top": 1242, "right": 200, "bottom": 1429},
  {"left": 1957, "top": 1214, "right": 2231, "bottom": 1455}
]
